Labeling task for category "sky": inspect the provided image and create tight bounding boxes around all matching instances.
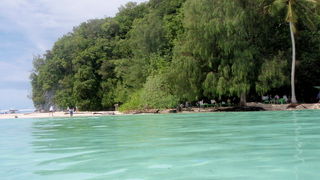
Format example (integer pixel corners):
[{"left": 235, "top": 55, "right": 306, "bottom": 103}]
[{"left": 0, "top": 0, "right": 147, "bottom": 110}]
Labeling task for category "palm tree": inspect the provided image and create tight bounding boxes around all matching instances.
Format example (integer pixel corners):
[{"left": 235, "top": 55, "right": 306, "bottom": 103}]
[{"left": 268, "top": 0, "right": 319, "bottom": 103}]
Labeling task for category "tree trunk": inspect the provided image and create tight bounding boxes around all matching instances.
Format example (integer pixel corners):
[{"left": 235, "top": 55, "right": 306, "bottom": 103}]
[
  {"left": 240, "top": 92, "right": 246, "bottom": 106},
  {"left": 289, "top": 22, "right": 297, "bottom": 103}
]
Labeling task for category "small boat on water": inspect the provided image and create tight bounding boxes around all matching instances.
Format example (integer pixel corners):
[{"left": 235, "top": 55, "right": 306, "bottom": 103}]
[
  {"left": 9, "top": 109, "right": 18, "bottom": 114},
  {"left": 0, "top": 109, "right": 18, "bottom": 114}
]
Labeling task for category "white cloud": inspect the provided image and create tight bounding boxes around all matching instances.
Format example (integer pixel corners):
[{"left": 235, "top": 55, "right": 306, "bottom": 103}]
[
  {"left": 0, "top": 0, "right": 148, "bottom": 51},
  {"left": 0, "top": 60, "right": 31, "bottom": 82},
  {"left": 0, "top": 89, "right": 33, "bottom": 109}
]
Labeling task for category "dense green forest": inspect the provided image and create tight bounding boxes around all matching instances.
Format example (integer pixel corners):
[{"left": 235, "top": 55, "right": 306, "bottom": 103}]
[{"left": 31, "top": 0, "right": 320, "bottom": 111}]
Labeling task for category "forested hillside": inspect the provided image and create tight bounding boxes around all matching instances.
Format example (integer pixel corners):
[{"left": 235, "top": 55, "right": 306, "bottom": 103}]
[{"left": 31, "top": 0, "right": 320, "bottom": 111}]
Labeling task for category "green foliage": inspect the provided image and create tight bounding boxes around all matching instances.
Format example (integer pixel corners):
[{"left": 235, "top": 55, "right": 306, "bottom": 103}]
[
  {"left": 141, "top": 74, "right": 178, "bottom": 109},
  {"left": 175, "top": 0, "right": 266, "bottom": 102},
  {"left": 116, "top": 2, "right": 148, "bottom": 37},
  {"left": 170, "top": 53, "right": 203, "bottom": 101},
  {"left": 118, "top": 90, "right": 144, "bottom": 111},
  {"left": 266, "top": 0, "right": 320, "bottom": 103},
  {"left": 119, "top": 74, "right": 179, "bottom": 111},
  {"left": 256, "top": 53, "right": 289, "bottom": 95},
  {"left": 30, "top": 0, "right": 320, "bottom": 111},
  {"left": 129, "top": 12, "right": 167, "bottom": 56}
]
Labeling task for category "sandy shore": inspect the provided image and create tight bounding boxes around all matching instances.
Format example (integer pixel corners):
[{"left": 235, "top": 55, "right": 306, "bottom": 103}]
[
  {"left": 0, "top": 111, "right": 123, "bottom": 119},
  {"left": 1, "top": 103, "right": 319, "bottom": 119}
]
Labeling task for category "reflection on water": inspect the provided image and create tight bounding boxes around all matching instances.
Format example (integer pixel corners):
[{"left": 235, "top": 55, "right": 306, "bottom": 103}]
[
  {"left": 293, "top": 111, "right": 304, "bottom": 180},
  {"left": 1, "top": 111, "right": 320, "bottom": 179}
]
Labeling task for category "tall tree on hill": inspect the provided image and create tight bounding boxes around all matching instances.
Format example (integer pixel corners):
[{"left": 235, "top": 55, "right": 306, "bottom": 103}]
[{"left": 268, "top": 0, "right": 319, "bottom": 103}]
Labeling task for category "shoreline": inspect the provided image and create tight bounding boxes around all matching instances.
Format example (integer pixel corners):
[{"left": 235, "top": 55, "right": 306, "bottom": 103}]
[
  {"left": 0, "top": 111, "right": 124, "bottom": 119},
  {"left": 1, "top": 103, "right": 319, "bottom": 119}
]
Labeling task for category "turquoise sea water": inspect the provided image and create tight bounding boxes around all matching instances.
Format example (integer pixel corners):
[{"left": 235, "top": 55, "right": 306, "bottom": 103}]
[{"left": 1, "top": 110, "right": 320, "bottom": 180}]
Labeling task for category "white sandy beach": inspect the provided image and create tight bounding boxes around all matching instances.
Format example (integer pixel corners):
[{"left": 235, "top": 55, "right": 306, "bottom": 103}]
[
  {"left": 1, "top": 103, "right": 319, "bottom": 119},
  {"left": 0, "top": 111, "right": 123, "bottom": 119}
]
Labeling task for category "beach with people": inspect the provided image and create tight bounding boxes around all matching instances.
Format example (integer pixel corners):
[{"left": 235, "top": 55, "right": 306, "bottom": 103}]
[
  {"left": 0, "top": 111, "right": 123, "bottom": 119},
  {"left": 1, "top": 102, "right": 320, "bottom": 119}
]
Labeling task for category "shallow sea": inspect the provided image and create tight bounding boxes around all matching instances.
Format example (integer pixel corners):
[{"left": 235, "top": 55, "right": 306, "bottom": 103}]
[{"left": 1, "top": 110, "right": 320, "bottom": 179}]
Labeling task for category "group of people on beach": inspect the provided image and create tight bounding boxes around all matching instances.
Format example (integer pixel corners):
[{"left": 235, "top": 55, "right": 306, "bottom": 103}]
[
  {"left": 262, "top": 91, "right": 320, "bottom": 104},
  {"left": 261, "top": 94, "right": 289, "bottom": 104},
  {"left": 177, "top": 98, "right": 235, "bottom": 111},
  {"left": 49, "top": 105, "right": 76, "bottom": 117}
]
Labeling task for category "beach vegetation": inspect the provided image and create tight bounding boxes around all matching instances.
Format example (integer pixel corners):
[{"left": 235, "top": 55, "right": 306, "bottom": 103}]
[{"left": 31, "top": 0, "right": 320, "bottom": 111}]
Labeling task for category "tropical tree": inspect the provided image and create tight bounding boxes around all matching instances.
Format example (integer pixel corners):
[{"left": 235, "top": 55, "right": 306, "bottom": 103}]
[
  {"left": 268, "top": 0, "right": 319, "bottom": 103},
  {"left": 30, "top": 0, "right": 320, "bottom": 111},
  {"left": 175, "top": 0, "right": 276, "bottom": 106}
]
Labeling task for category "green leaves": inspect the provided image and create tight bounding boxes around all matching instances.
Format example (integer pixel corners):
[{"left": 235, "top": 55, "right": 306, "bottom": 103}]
[
  {"left": 267, "top": 0, "right": 320, "bottom": 32},
  {"left": 256, "top": 52, "right": 289, "bottom": 95},
  {"left": 30, "top": 0, "right": 320, "bottom": 110}
]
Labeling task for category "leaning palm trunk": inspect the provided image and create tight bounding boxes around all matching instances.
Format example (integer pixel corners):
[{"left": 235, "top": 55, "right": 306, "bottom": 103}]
[{"left": 289, "top": 22, "right": 297, "bottom": 103}]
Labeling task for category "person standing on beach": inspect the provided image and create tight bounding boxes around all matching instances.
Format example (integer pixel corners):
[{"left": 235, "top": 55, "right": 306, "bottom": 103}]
[
  {"left": 317, "top": 91, "right": 320, "bottom": 103},
  {"left": 49, "top": 105, "right": 54, "bottom": 116},
  {"left": 69, "top": 107, "right": 74, "bottom": 117}
]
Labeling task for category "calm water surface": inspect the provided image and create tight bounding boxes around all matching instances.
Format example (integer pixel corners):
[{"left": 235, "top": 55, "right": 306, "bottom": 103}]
[{"left": 1, "top": 110, "right": 320, "bottom": 179}]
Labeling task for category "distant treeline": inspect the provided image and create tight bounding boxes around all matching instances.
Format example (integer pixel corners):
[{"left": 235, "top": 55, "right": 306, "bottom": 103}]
[{"left": 31, "top": 0, "right": 320, "bottom": 111}]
